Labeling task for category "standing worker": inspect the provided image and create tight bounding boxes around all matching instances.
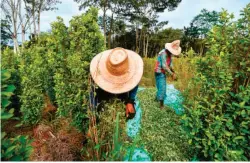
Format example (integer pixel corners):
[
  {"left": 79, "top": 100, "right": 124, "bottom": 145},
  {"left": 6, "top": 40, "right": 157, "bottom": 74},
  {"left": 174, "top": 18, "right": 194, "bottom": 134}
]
[
  {"left": 90, "top": 47, "right": 143, "bottom": 119},
  {"left": 154, "top": 40, "right": 181, "bottom": 109}
]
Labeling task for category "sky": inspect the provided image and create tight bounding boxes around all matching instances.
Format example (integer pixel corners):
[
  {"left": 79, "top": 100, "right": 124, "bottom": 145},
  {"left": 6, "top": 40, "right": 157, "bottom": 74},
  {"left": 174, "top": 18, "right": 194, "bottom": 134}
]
[{"left": 13, "top": 0, "right": 249, "bottom": 41}]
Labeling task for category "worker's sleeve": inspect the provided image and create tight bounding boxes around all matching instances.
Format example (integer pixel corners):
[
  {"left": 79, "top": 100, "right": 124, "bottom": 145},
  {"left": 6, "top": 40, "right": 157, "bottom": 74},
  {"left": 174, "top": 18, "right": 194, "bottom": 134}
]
[
  {"left": 170, "top": 59, "right": 173, "bottom": 68},
  {"left": 160, "top": 53, "right": 173, "bottom": 75},
  {"left": 170, "top": 59, "right": 175, "bottom": 73}
]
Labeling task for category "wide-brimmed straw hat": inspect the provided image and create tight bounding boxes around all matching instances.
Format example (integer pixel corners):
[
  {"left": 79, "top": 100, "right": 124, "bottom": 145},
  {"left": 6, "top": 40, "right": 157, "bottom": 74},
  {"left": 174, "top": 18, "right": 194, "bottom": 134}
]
[
  {"left": 165, "top": 40, "right": 182, "bottom": 56},
  {"left": 90, "top": 47, "right": 143, "bottom": 94}
]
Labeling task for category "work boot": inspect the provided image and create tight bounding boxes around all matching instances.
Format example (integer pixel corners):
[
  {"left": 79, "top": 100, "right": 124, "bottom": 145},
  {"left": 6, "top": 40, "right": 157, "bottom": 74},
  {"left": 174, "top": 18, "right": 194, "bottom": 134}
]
[{"left": 160, "top": 100, "right": 164, "bottom": 110}]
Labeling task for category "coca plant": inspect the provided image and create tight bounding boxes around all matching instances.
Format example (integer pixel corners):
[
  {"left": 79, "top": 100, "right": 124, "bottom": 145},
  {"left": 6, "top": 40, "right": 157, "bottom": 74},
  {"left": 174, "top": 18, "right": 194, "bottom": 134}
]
[
  {"left": 182, "top": 4, "right": 250, "bottom": 161},
  {"left": 53, "top": 7, "right": 104, "bottom": 131},
  {"left": 18, "top": 7, "right": 104, "bottom": 132},
  {"left": 1, "top": 70, "right": 33, "bottom": 161}
]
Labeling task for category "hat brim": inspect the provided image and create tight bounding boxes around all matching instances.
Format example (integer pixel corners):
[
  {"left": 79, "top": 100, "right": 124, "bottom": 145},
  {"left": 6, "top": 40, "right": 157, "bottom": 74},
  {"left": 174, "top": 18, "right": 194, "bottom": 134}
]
[
  {"left": 90, "top": 49, "right": 143, "bottom": 94},
  {"left": 165, "top": 43, "right": 181, "bottom": 56}
]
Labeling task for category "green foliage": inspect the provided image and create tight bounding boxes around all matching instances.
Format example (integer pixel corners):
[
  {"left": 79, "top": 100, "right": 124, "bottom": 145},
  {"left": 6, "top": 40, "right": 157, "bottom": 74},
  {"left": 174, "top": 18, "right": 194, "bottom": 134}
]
[
  {"left": 138, "top": 88, "right": 192, "bottom": 161},
  {"left": 1, "top": 69, "right": 33, "bottom": 161},
  {"left": 68, "top": 7, "right": 104, "bottom": 59},
  {"left": 53, "top": 7, "right": 104, "bottom": 131},
  {"left": 1, "top": 135, "right": 33, "bottom": 161},
  {"left": 19, "top": 47, "right": 49, "bottom": 124},
  {"left": 186, "top": 9, "right": 220, "bottom": 39},
  {"left": 82, "top": 99, "right": 127, "bottom": 161},
  {"left": 182, "top": 4, "right": 250, "bottom": 161},
  {"left": 15, "top": 7, "right": 104, "bottom": 130},
  {"left": 1, "top": 19, "right": 12, "bottom": 46},
  {"left": 104, "top": 112, "right": 126, "bottom": 161},
  {"left": 1, "top": 70, "right": 16, "bottom": 120},
  {"left": 149, "top": 28, "right": 183, "bottom": 56},
  {"left": 1, "top": 48, "right": 22, "bottom": 114},
  {"left": 113, "top": 27, "right": 183, "bottom": 57},
  {"left": 182, "top": 9, "right": 220, "bottom": 55}
]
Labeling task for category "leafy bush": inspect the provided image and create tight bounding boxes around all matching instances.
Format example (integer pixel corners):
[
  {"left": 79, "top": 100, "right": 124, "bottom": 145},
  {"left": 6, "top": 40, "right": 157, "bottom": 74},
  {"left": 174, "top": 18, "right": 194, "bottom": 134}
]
[
  {"left": 19, "top": 47, "right": 50, "bottom": 125},
  {"left": 182, "top": 4, "right": 250, "bottom": 161},
  {"left": 1, "top": 48, "right": 22, "bottom": 115},
  {"left": 15, "top": 7, "right": 104, "bottom": 131},
  {"left": 1, "top": 70, "right": 33, "bottom": 161},
  {"left": 52, "top": 7, "right": 104, "bottom": 131},
  {"left": 82, "top": 99, "right": 127, "bottom": 161}
]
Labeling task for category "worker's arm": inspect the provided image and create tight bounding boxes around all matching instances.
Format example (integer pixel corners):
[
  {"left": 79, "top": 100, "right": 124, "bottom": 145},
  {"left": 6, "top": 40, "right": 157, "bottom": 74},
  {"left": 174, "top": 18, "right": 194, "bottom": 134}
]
[
  {"left": 170, "top": 61, "right": 175, "bottom": 73},
  {"left": 160, "top": 53, "right": 173, "bottom": 75},
  {"left": 169, "top": 61, "right": 177, "bottom": 80}
]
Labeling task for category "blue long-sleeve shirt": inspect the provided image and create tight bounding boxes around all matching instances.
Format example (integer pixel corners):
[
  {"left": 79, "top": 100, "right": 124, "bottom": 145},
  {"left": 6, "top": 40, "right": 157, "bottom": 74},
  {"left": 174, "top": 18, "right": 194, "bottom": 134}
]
[{"left": 154, "top": 49, "right": 173, "bottom": 75}]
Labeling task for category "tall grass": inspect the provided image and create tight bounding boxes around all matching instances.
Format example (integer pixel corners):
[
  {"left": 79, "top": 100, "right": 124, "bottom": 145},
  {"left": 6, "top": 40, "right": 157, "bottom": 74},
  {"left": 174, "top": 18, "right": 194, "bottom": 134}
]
[{"left": 140, "top": 58, "right": 156, "bottom": 87}]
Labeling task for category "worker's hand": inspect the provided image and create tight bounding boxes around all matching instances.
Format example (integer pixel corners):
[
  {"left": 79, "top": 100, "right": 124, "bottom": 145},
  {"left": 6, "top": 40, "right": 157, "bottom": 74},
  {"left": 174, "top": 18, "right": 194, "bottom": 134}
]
[
  {"left": 172, "top": 73, "right": 177, "bottom": 81},
  {"left": 126, "top": 103, "right": 136, "bottom": 119}
]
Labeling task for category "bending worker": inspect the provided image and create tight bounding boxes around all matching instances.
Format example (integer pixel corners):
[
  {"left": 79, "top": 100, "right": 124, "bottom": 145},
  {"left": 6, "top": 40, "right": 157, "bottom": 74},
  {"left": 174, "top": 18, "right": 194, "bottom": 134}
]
[
  {"left": 90, "top": 47, "right": 143, "bottom": 119},
  {"left": 154, "top": 40, "right": 181, "bottom": 109}
]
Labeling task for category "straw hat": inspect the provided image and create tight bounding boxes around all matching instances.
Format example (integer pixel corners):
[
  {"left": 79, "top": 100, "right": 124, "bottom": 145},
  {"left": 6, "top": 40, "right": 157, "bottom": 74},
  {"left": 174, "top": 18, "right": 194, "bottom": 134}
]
[
  {"left": 90, "top": 47, "right": 143, "bottom": 94},
  {"left": 165, "top": 40, "right": 182, "bottom": 56}
]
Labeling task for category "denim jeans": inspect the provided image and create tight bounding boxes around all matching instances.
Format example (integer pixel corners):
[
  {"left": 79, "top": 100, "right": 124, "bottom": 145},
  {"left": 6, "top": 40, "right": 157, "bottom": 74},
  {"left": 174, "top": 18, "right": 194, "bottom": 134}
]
[
  {"left": 128, "top": 85, "right": 138, "bottom": 100},
  {"left": 155, "top": 72, "right": 166, "bottom": 101}
]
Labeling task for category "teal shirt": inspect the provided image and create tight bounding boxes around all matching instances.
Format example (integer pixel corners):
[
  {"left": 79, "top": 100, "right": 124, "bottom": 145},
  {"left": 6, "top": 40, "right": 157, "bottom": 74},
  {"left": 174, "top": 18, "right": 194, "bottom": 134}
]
[{"left": 154, "top": 49, "right": 173, "bottom": 75}]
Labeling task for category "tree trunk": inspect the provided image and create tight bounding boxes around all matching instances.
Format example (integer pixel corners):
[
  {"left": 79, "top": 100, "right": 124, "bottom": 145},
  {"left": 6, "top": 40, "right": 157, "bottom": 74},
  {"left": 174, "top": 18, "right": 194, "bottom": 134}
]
[
  {"left": 32, "top": 0, "right": 36, "bottom": 35},
  {"left": 143, "top": 28, "right": 146, "bottom": 57},
  {"left": 135, "top": 23, "right": 138, "bottom": 53},
  {"left": 108, "top": 13, "right": 113, "bottom": 49},
  {"left": 38, "top": 10, "right": 41, "bottom": 35},
  {"left": 28, "top": 18, "right": 32, "bottom": 37},
  {"left": 200, "top": 41, "right": 204, "bottom": 56},
  {"left": 138, "top": 28, "right": 142, "bottom": 54},
  {"left": 22, "top": 25, "right": 25, "bottom": 49},
  {"left": 145, "top": 34, "right": 149, "bottom": 58},
  {"left": 103, "top": 0, "right": 107, "bottom": 48},
  {"left": 12, "top": 5, "right": 19, "bottom": 54},
  {"left": 19, "top": 0, "right": 25, "bottom": 49},
  {"left": 13, "top": 27, "right": 19, "bottom": 54}
]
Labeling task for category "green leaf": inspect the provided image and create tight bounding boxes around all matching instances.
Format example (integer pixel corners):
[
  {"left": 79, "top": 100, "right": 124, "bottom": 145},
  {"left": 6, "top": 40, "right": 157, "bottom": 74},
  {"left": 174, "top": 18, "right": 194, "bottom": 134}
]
[
  {"left": 241, "top": 110, "right": 246, "bottom": 116},
  {"left": 94, "top": 144, "right": 100, "bottom": 150},
  {"left": 239, "top": 101, "right": 245, "bottom": 108},
  {"left": 6, "top": 85, "right": 16, "bottom": 93},
  {"left": 1, "top": 112, "right": 13, "bottom": 120},
  {"left": 1, "top": 92, "right": 13, "bottom": 97},
  {"left": 233, "top": 136, "right": 245, "bottom": 141},
  {"left": 19, "top": 136, "right": 27, "bottom": 144},
  {"left": 225, "top": 131, "right": 232, "bottom": 137},
  {"left": 5, "top": 146, "right": 16, "bottom": 155},
  {"left": 9, "top": 108, "right": 14, "bottom": 114},
  {"left": 1, "top": 70, "right": 11, "bottom": 80},
  {"left": 15, "top": 123, "right": 23, "bottom": 128},
  {"left": 10, "top": 155, "right": 23, "bottom": 161},
  {"left": 214, "top": 153, "right": 221, "bottom": 158},
  {"left": 2, "top": 99, "right": 11, "bottom": 108},
  {"left": 1, "top": 132, "right": 7, "bottom": 139},
  {"left": 230, "top": 150, "right": 243, "bottom": 155}
]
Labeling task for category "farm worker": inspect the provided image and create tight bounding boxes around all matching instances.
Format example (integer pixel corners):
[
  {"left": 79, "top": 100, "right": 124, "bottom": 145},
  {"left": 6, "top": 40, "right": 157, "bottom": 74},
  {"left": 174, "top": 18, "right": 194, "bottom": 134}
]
[
  {"left": 90, "top": 47, "right": 143, "bottom": 119},
  {"left": 154, "top": 40, "right": 181, "bottom": 109}
]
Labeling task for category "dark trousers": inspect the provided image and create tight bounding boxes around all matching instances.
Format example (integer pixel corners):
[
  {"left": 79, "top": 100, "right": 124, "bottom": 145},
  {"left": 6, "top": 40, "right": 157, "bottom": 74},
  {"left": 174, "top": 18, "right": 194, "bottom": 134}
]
[{"left": 89, "top": 85, "right": 139, "bottom": 109}]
